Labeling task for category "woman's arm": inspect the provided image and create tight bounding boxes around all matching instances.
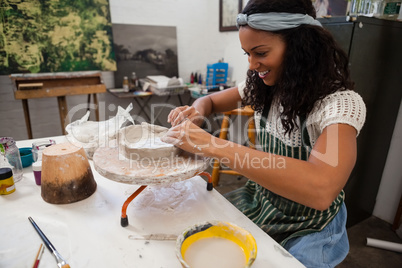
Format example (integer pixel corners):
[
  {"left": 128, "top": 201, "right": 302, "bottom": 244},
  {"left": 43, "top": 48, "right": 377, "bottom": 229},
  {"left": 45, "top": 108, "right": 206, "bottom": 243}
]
[
  {"left": 168, "top": 87, "right": 242, "bottom": 126},
  {"left": 163, "top": 121, "right": 357, "bottom": 211}
]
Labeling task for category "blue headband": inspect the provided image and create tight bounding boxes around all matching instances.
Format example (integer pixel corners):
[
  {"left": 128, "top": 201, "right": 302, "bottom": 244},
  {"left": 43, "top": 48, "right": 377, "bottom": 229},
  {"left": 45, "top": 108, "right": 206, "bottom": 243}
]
[{"left": 236, "top": 12, "right": 322, "bottom": 31}]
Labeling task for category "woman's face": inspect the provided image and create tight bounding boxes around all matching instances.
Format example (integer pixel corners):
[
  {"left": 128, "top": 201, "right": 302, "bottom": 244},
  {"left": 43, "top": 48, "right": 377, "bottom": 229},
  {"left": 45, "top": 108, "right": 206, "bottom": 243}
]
[{"left": 239, "top": 26, "right": 286, "bottom": 86}]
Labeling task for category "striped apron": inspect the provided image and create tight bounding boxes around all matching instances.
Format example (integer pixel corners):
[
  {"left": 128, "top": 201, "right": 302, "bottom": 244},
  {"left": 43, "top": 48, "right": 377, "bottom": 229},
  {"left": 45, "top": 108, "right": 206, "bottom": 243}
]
[{"left": 225, "top": 103, "right": 344, "bottom": 246}]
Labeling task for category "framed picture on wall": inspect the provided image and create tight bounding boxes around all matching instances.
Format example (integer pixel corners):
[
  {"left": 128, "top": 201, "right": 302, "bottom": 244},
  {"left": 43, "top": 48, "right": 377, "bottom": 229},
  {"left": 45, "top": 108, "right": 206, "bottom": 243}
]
[{"left": 219, "top": 0, "right": 243, "bottom": 32}]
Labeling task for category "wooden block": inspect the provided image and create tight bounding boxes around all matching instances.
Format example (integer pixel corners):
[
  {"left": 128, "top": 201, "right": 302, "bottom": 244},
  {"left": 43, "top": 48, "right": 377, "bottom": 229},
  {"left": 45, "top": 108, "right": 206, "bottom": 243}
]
[
  {"left": 10, "top": 71, "right": 105, "bottom": 94},
  {"left": 18, "top": 83, "right": 43, "bottom": 90},
  {"left": 14, "top": 84, "right": 106, "bottom": 99}
]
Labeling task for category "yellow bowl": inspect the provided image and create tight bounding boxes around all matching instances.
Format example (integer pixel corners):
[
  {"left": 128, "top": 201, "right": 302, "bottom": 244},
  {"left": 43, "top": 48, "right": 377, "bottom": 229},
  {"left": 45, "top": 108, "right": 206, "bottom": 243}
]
[{"left": 176, "top": 221, "right": 257, "bottom": 268}]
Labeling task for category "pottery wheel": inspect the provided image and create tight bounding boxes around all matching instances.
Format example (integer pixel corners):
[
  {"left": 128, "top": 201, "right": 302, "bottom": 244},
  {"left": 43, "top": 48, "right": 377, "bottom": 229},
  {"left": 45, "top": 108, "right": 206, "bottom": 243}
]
[{"left": 93, "top": 146, "right": 209, "bottom": 185}]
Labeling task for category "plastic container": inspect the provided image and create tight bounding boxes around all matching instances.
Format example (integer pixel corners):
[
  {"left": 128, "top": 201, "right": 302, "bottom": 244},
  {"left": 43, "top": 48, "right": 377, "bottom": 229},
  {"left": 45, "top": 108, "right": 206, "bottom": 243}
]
[
  {"left": 32, "top": 139, "right": 56, "bottom": 162},
  {"left": 0, "top": 137, "right": 23, "bottom": 183},
  {"left": 206, "top": 62, "right": 229, "bottom": 87},
  {"left": 32, "top": 161, "right": 42, "bottom": 185},
  {"left": 19, "top": 147, "right": 33, "bottom": 168}
]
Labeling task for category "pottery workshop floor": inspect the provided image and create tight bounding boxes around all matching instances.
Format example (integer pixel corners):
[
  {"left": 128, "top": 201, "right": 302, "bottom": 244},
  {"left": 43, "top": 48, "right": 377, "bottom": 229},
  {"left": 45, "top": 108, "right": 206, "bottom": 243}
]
[{"left": 206, "top": 170, "right": 402, "bottom": 268}]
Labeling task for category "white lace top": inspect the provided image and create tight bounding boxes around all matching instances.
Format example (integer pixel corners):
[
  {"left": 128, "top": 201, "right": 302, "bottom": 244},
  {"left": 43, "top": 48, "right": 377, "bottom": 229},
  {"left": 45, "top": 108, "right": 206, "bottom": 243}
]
[{"left": 238, "top": 81, "right": 366, "bottom": 147}]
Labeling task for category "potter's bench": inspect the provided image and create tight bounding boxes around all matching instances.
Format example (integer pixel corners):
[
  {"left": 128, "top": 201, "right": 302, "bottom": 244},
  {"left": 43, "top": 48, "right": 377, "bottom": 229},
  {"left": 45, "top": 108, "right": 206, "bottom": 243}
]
[{"left": 0, "top": 135, "right": 305, "bottom": 268}]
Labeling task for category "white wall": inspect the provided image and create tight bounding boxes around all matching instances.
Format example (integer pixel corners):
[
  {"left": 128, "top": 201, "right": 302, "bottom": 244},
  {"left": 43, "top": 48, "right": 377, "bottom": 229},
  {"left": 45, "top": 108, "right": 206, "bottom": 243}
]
[
  {"left": 109, "top": 0, "right": 248, "bottom": 85},
  {"left": 373, "top": 101, "right": 402, "bottom": 224}
]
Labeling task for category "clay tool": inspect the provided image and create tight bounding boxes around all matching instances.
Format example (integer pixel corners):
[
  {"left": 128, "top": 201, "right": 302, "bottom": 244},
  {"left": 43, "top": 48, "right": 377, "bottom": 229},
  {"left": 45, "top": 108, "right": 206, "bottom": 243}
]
[
  {"left": 28, "top": 217, "right": 70, "bottom": 268},
  {"left": 128, "top": 234, "right": 178, "bottom": 240},
  {"left": 32, "top": 244, "right": 44, "bottom": 268}
]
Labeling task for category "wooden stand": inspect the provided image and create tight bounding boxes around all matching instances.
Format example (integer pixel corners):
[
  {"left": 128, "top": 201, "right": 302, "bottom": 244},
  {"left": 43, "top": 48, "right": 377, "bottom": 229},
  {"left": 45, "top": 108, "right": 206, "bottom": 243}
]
[
  {"left": 120, "top": 172, "right": 213, "bottom": 227},
  {"left": 10, "top": 72, "right": 106, "bottom": 139},
  {"left": 41, "top": 143, "right": 97, "bottom": 204}
]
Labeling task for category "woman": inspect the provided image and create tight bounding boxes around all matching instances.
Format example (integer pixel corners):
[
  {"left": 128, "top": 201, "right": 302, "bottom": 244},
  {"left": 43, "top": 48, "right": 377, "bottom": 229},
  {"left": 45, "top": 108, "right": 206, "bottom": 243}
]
[{"left": 162, "top": 0, "right": 366, "bottom": 266}]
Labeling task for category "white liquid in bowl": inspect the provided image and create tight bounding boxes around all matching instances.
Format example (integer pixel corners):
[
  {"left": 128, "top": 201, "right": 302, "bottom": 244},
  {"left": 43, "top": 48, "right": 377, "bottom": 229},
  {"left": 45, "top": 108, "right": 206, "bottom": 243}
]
[{"left": 184, "top": 237, "right": 246, "bottom": 268}]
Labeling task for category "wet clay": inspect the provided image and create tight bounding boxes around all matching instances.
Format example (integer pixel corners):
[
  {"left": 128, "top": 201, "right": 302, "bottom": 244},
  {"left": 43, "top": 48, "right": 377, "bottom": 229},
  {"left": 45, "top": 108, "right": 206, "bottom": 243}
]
[{"left": 118, "top": 123, "right": 180, "bottom": 160}]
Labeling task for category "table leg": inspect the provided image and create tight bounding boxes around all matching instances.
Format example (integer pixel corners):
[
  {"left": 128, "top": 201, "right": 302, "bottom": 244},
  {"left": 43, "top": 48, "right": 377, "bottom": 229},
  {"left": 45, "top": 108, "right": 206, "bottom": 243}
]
[
  {"left": 133, "top": 96, "right": 152, "bottom": 122},
  {"left": 86, "top": 94, "right": 100, "bottom": 121},
  {"left": 21, "top": 99, "right": 33, "bottom": 139},
  {"left": 121, "top": 185, "right": 147, "bottom": 227},
  {"left": 152, "top": 95, "right": 171, "bottom": 125},
  {"left": 57, "top": 96, "right": 68, "bottom": 135},
  {"left": 177, "top": 94, "right": 183, "bottom": 106},
  {"left": 87, "top": 94, "right": 91, "bottom": 113},
  {"left": 93, "top": 94, "right": 100, "bottom": 121}
]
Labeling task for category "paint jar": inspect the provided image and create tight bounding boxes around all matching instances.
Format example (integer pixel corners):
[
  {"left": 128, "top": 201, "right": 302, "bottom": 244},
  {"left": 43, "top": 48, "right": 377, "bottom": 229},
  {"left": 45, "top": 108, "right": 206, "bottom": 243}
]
[
  {"left": 32, "top": 161, "right": 42, "bottom": 185},
  {"left": 130, "top": 72, "right": 139, "bottom": 90},
  {"left": 0, "top": 137, "right": 23, "bottom": 183},
  {"left": 32, "top": 139, "right": 56, "bottom": 162},
  {"left": 123, "top": 76, "right": 129, "bottom": 92},
  {"left": 0, "top": 167, "right": 16, "bottom": 195}
]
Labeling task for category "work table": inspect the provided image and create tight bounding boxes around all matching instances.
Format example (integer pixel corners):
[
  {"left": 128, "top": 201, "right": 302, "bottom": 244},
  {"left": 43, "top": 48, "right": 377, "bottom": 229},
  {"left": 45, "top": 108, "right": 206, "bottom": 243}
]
[{"left": 0, "top": 136, "right": 304, "bottom": 267}]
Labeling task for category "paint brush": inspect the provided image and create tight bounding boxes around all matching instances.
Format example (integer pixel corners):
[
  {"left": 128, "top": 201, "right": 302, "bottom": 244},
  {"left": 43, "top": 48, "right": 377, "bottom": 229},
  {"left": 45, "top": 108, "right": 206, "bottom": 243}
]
[
  {"left": 32, "top": 244, "right": 44, "bottom": 268},
  {"left": 28, "top": 217, "right": 70, "bottom": 268}
]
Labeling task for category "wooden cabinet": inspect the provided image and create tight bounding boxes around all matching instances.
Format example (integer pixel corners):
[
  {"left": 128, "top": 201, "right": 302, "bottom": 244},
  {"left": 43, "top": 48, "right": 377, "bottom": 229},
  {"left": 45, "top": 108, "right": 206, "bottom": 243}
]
[{"left": 319, "top": 17, "right": 402, "bottom": 227}]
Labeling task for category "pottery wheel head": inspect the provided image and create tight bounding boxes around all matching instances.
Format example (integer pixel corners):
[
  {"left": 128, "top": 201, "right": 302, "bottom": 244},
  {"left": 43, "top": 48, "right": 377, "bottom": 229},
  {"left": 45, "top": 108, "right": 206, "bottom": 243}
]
[{"left": 93, "top": 123, "right": 209, "bottom": 185}]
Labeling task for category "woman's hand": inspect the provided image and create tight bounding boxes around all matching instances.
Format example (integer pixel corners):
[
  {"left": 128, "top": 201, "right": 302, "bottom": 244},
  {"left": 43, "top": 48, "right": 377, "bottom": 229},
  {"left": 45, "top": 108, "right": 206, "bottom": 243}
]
[
  {"left": 162, "top": 119, "right": 212, "bottom": 155},
  {"left": 167, "top": 106, "right": 204, "bottom": 127}
]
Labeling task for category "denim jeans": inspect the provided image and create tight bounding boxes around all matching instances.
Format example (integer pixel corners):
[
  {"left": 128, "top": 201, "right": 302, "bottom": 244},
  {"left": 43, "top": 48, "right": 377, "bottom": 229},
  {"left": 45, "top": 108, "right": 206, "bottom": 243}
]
[{"left": 283, "top": 203, "right": 349, "bottom": 267}]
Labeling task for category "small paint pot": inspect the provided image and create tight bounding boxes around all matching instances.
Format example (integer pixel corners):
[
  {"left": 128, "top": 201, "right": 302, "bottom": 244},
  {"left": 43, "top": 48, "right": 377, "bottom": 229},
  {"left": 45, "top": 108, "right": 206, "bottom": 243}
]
[
  {"left": 32, "top": 161, "right": 42, "bottom": 185},
  {"left": 0, "top": 167, "right": 16, "bottom": 195},
  {"left": 176, "top": 221, "right": 257, "bottom": 268},
  {"left": 19, "top": 147, "right": 33, "bottom": 168}
]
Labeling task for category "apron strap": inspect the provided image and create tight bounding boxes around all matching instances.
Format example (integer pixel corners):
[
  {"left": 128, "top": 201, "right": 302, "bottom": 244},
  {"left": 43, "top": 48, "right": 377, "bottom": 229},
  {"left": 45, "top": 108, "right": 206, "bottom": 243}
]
[
  {"left": 260, "top": 102, "right": 271, "bottom": 130},
  {"left": 300, "top": 114, "right": 311, "bottom": 148},
  {"left": 260, "top": 102, "right": 312, "bottom": 149}
]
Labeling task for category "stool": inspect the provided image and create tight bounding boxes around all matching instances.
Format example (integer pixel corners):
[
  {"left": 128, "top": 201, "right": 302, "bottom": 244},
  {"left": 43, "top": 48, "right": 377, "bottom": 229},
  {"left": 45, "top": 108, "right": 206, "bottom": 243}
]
[{"left": 211, "top": 106, "right": 256, "bottom": 186}]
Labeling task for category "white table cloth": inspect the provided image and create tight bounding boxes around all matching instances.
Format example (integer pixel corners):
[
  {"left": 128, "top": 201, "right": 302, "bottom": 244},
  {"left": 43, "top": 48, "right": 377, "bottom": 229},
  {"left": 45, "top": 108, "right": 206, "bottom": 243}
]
[{"left": 0, "top": 136, "right": 304, "bottom": 268}]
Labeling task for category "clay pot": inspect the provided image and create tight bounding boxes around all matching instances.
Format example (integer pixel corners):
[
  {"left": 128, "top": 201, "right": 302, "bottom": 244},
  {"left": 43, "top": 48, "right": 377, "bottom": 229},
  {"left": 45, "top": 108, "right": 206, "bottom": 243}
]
[{"left": 41, "top": 143, "right": 96, "bottom": 204}]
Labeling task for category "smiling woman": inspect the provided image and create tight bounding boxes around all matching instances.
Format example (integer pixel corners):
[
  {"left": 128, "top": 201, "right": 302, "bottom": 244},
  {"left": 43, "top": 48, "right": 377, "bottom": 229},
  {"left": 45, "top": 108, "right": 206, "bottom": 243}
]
[
  {"left": 239, "top": 27, "right": 286, "bottom": 86},
  {"left": 163, "top": 0, "right": 366, "bottom": 266}
]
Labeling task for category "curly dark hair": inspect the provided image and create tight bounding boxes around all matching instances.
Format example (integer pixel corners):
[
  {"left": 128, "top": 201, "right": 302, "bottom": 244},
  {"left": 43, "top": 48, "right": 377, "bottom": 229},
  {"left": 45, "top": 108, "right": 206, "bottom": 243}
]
[{"left": 241, "top": 0, "right": 354, "bottom": 135}]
